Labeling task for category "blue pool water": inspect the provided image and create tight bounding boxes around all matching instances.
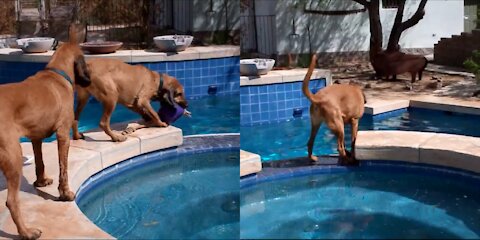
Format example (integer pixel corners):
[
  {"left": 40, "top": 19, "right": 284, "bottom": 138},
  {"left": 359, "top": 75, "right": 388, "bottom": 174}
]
[
  {"left": 78, "top": 150, "right": 239, "bottom": 239},
  {"left": 22, "top": 94, "right": 239, "bottom": 142},
  {"left": 240, "top": 163, "right": 480, "bottom": 239},
  {"left": 241, "top": 108, "right": 480, "bottom": 161}
]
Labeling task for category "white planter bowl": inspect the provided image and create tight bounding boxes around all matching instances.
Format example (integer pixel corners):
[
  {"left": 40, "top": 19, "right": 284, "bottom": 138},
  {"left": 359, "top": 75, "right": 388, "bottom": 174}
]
[
  {"left": 153, "top": 35, "right": 194, "bottom": 52},
  {"left": 16, "top": 37, "right": 56, "bottom": 53},
  {"left": 240, "top": 59, "right": 275, "bottom": 76}
]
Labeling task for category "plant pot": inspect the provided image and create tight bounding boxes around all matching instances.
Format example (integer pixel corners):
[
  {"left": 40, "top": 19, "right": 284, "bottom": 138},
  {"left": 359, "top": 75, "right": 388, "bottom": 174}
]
[
  {"left": 240, "top": 59, "right": 276, "bottom": 76},
  {"left": 80, "top": 41, "right": 123, "bottom": 54},
  {"left": 16, "top": 37, "right": 56, "bottom": 53},
  {"left": 153, "top": 35, "right": 194, "bottom": 52}
]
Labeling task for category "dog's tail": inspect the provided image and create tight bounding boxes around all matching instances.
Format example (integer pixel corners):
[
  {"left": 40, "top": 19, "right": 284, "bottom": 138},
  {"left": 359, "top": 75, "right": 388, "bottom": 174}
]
[{"left": 302, "top": 54, "right": 320, "bottom": 104}]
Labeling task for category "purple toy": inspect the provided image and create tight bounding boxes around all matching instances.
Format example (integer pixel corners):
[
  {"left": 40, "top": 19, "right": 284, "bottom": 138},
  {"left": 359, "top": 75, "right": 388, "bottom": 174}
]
[{"left": 158, "top": 103, "right": 185, "bottom": 124}]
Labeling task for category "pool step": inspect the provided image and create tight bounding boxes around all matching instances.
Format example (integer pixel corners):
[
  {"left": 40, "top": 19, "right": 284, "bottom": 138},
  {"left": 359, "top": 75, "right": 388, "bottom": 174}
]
[
  {"left": 240, "top": 150, "right": 262, "bottom": 177},
  {"left": 356, "top": 130, "right": 480, "bottom": 173}
]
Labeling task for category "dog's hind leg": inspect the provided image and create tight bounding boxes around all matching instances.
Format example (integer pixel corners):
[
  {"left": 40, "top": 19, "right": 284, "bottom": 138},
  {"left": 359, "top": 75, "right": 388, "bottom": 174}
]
[
  {"left": 99, "top": 101, "right": 127, "bottom": 142},
  {"left": 0, "top": 143, "right": 42, "bottom": 239},
  {"left": 32, "top": 139, "right": 53, "bottom": 187},
  {"left": 350, "top": 118, "right": 360, "bottom": 161},
  {"left": 327, "top": 116, "right": 347, "bottom": 163},
  {"left": 72, "top": 88, "right": 90, "bottom": 140},
  {"left": 307, "top": 106, "right": 322, "bottom": 162}
]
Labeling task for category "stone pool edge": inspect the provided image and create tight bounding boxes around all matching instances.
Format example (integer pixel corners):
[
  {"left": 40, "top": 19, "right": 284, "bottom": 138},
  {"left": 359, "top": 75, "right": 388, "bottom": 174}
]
[
  {"left": 0, "top": 45, "right": 239, "bottom": 63},
  {"left": 0, "top": 123, "right": 238, "bottom": 239},
  {"left": 240, "top": 98, "right": 480, "bottom": 177}
]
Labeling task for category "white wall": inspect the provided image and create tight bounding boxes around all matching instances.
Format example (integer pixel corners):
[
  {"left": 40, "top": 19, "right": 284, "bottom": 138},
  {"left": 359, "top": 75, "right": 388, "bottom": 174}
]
[
  {"left": 192, "top": 0, "right": 240, "bottom": 32},
  {"left": 269, "top": 0, "right": 464, "bottom": 55}
]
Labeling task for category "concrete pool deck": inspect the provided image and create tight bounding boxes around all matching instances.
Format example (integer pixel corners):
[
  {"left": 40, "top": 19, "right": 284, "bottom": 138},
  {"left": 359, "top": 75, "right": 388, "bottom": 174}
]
[
  {"left": 240, "top": 68, "right": 332, "bottom": 86},
  {"left": 0, "top": 124, "right": 182, "bottom": 239},
  {"left": 240, "top": 96, "right": 480, "bottom": 176},
  {"left": 0, "top": 45, "right": 239, "bottom": 63}
]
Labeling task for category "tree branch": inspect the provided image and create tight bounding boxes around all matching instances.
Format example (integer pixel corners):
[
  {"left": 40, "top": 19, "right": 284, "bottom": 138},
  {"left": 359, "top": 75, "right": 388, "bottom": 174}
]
[
  {"left": 304, "top": 8, "right": 366, "bottom": 15},
  {"left": 400, "top": 0, "right": 428, "bottom": 31},
  {"left": 352, "top": 0, "right": 370, "bottom": 6}
]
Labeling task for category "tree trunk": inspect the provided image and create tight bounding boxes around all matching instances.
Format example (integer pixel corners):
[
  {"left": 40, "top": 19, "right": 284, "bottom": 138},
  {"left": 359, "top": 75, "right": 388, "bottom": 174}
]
[
  {"left": 387, "top": 0, "right": 428, "bottom": 52},
  {"left": 366, "top": 0, "right": 382, "bottom": 61}
]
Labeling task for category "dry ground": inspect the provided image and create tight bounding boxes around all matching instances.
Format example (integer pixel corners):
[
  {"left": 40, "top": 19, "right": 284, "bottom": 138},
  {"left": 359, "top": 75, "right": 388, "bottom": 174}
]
[{"left": 323, "top": 61, "right": 479, "bottom": 101}]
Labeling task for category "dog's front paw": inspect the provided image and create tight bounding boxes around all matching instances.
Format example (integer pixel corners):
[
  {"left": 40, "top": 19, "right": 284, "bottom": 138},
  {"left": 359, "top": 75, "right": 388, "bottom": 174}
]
[
  {"left": 20, "top": 227, "right": 42, "bottom": 240},
  {"left": 34, "top": 177, "right": 53, "bottom": 187},
  {"left": 58, "top": 190, "right": 75, "bottom": 201},
  {"left": 122, "top": 127, "right": 136, "bottom": 135},
  {"left": 309, "top": 155, "right": 319, "bottom": 162},
  {"left": 111, "top": 133, "right": 127, "bottom": 142}
]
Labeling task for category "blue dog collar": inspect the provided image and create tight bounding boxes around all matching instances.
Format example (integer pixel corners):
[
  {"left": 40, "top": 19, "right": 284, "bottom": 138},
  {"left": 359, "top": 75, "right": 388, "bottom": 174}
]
[{"left": 45, "top": 67, "right": 73, "bottom": 86}]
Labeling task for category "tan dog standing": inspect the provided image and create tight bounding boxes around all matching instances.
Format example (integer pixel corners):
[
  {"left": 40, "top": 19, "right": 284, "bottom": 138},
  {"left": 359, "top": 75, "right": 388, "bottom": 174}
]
[
  {"left": 302, "top": 54, "right": 366, "bottom": 164},
  {"left": 72, "top": 58, "right": 189, "bottom": 142},
  {"left": 0, "top": 27, "right": 90, "bottom": 239}
]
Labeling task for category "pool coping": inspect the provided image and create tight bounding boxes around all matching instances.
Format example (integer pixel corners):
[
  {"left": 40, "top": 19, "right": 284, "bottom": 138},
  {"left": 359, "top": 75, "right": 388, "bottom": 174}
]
[
  {"left": 240, "top": 159, "right": 480, "bottom": 189},
  {"left": 240, "top": 98, "right": 480, "bottom": 177},
  {"left": 0, "top": 45, "right": 239, "bottom": 63},
  {"left": 240, "top": 68, "right": 332, "bottom": 86},
  {"left": 0, "top": 120, "right": 238, "bottom": 239}
]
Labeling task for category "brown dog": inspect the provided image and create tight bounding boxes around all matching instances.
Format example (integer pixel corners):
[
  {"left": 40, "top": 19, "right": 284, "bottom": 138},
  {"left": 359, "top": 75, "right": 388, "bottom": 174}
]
[
  {"left": 373, "top": 51, "right": 428, "bottom": 82},
  {"left": 72, "top": 58, "right": 188, "bottom": 142},
  {"left": 303, "top": 54, "right": 365, "bottom": 164},
  {"left": 0, "top": 27, "right": 90, "bottom": 239}
]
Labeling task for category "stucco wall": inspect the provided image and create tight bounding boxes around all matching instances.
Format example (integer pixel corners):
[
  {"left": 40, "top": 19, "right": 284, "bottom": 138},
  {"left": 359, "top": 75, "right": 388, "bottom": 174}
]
[
  {"left": 266, "top": 0, "right": 464, "bottom": 55},
  {"left": 192, "top": 0, "right": 240, "bottom": 32}
]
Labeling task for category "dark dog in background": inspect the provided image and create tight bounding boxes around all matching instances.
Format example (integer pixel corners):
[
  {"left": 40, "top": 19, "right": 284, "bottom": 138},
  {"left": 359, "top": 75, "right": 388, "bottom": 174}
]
[
  {"left": 72, "top": 58, "right": 189, "bottom": 142},
  {"left": 0, "top": 26, "right": 90, "bottom": 239},
  {"left": 373, "top": 51, "right": 428, "bottom": 83}
]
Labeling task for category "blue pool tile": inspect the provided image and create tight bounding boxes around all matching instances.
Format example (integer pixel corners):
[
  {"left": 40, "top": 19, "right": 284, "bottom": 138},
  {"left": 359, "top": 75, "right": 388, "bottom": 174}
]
[
  {"left": 241, "top": 105, "right": 251, "bottom": 114},
  {"left": 259, "top": 94, "right": 268, "bottom": 103},
  {"left": 259, "top": 87, "right": 268, "bottom": 94},
  {"left": 260, "top": 103, "right": 269, "bottom": 112},
  {"left": 252, "top": 113, "right": 261, "bottom": 122},
  {"left": 194, "top": 60, "right": 202, "bottom": 68},
  {"left": 251, "top": 105, "right": 260, "bottom": 113},
  {"left": 250, "top": 95, "right": 259, "bottom": 104}
]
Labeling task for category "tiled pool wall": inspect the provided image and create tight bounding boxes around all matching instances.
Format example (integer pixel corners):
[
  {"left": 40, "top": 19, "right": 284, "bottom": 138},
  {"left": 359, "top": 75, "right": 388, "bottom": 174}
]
[
  {"left": 240, "top": 78, "right": 326, "bottom": 125},
  {"left": 0, "top": 56, "right": 240, "bottom": 99}
]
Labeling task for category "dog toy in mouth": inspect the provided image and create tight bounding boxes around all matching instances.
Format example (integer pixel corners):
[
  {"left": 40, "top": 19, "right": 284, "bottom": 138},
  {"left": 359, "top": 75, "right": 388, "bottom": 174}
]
[{"left": 158, "top": 103, "right": 190, "bottom": 124}]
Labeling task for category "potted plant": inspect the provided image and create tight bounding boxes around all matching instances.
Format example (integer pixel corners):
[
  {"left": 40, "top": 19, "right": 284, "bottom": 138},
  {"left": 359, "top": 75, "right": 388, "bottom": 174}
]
[{"left": 464, "top": 50, "right": 480, "bottom": 96}]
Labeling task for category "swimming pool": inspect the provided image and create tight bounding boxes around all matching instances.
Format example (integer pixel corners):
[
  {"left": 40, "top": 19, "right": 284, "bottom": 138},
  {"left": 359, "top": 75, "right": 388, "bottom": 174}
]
[
  {"left": 76, "top": 94, "right": 240, "bottom": 135},
  {"left": 22, "top": 94, "right": 239, "bottom": 142},
  {"left": 77, "top": 136, "right": 239, "bottom": 239},
  {"left": 240, "top": 161, "right": 480, "bottom": 239},
  {"left": 241, "top": 108, "right": 480, "bottom": 161}
]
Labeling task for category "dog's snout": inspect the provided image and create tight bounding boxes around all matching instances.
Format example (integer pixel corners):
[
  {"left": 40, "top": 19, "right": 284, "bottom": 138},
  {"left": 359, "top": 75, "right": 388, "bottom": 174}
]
[{"left": 179, "top": 100, "right": 188, "bottom": 109}]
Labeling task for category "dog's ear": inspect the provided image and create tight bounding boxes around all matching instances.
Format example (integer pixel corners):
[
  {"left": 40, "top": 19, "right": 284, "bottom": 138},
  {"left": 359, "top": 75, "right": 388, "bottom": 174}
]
[
  {"left": 74, "top": 55, "right": 91, "bottom": 87},
  {"left": 162, "top": 88, "right": 175, "bottom": 106},
  {"left": 69, "top": 24, "right": 78, "bottom": 44}
]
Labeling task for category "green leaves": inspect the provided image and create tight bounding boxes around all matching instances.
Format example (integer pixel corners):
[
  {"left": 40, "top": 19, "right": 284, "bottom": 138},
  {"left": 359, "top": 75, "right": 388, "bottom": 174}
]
[{"left": 464, "top": 50, "right": 480, "bottom": 75}]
